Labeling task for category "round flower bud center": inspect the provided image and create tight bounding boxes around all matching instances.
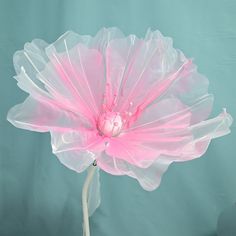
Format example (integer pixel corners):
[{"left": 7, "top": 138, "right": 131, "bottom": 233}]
[{"left": 97, "top": 112, "right": 123, "bottom": 137}]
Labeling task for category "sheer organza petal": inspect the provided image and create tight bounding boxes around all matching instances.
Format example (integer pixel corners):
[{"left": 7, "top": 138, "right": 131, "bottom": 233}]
[
  {"left": 7, "top": 97, "right": 90, "bottom": 132},
  {"left": 127, "top": 94, "right": 214, "bottom": 134},
  {"left": 55, "top": 149, "right": 95, "bottom": 173},
  {"left": 13, "top": 32, "right": 108, "bottom": 124},
  {"left": 45, "top": 42, "right": 105, "bottom": 118},
  {"left": 97, "top": 110, "right": 232, "bottom": 191},
  {"left": 105, "top": 32, "right": 185, "bottom": 113},
  {"left": 104, "top": 106, "right": 232, "bottom": 168},
  {"left": 51, "top": 28, "right": 125, "bottom": 53},
  {"left": 102, "top": 29, "right": 212, "bottom": 130},
  {"left": 97, "top": 151, "right": 173, "bottom": 191},
  {"left": 7, "top": 28, "right": 233, "bottom": 195},
  {"left": 102, "top": 30, "right": 196, "bottom": 117},
  {"left": 50, "top": 130, "right": 105, "bottom": 154},
  {"left": 88, "top": 27, "right": 125, "bottom": 52},
  {"left": 105, "top": 97, "right": 193, "bottom": 167},
  {"left": 105, "top": 137, "right": 162, "bottom": 168},
  {"left": 179, "top": 109, "right": 233, "bottom": 160}
]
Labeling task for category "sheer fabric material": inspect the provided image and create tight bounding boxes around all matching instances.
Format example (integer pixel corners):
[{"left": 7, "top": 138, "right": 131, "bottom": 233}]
[{"left": 7, "top": 28, "right": 233, "bottom": 208}]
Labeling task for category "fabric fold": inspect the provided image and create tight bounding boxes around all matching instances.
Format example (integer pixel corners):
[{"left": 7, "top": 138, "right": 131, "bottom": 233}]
[{"left": 7, "top": 28, "right": 233, "bottom": 197}]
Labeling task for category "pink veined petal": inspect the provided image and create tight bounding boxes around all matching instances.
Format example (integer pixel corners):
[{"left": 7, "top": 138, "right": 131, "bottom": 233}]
[
  {"left": 97, "top": 111, "right": 232, "bottom": 191},
  {"left": 15, "top": 66, "right": 93, "bottom": 123},
  {"left": 104, "top": 102, "right": 193, "bottom": 167},
  {"left": 103, "top": 31, "right": 189, "bottom": 114},
  {"left": 103, "top": 35, "right": 143, "bottom": 109},
  {"left": 103, "top": 29, "right": 212, "bottom": 131},
  {"left": 14, "top": 39, "right": 74, "bottom": 103},
  {"left": 97, "top": 151, "right": 173, "bottom": 191},
  {"left": 123, "top": 110, "right": 232, "bottom": 166},
  {"left": 128, "top": 94, "right": 214, "bottom": 132},
  {"left": 104, "top": 95, "right": 226, "bottom": 168},
  {"left": 45, "top": 43, "right": 105, "bottom": 117},
  {"left": 7, "top": 97, "right": 90, "bottom": 132},
  {"left": 13, "top": 33, "right": 106, "bottom": 124},
  {"left": 43, "top": 27, "right": 125, "bottom": 116},
  {"left": 105, "top": 137, "right": 163, "bottom": 168},
  {"left": 134, "top": 59, "right": 192, "bottom": 112}
]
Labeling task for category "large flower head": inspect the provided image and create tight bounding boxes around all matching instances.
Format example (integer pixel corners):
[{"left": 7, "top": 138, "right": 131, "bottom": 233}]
[{"left": 8, "top": 28, "right": 232, "bottom": 191}]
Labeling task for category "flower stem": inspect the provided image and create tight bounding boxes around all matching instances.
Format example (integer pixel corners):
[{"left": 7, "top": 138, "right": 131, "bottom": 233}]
[{"left": 82, "top": 160, "right": 97, "bottom": 236}]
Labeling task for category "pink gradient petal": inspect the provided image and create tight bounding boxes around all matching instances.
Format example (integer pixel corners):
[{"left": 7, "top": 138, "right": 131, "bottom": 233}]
[
  {"left": 105, "top": 111, "right": 192, "bottom": 167},
  {"left": 97, "top": 151, "right": 173, "bottom": 191},
  {"left": 97, "top": 110, "right": 232, "bottom": 190},
  {"left": 103, "top": 97, "right": 192, "bottom": 167},
  {"left": 7, "top": 97, "right": 90, "bottom": 132},
  {"left": 7, "top": 28, "right": 233, "bottom": 193},
  {"left": 105, "top": 137, "right": 162, "bottom": 167},
  {"left": 128, "top": 94, "right": 213, "bottom": 132},
  {"left": 13, "top": 33, "right": 106, "bottom": 124},
  {"left": 103, "top": 31, "right": 190, "bottom": 115},
  {"left": 45, "top": 43, "right": 105, "bottom": 117}
]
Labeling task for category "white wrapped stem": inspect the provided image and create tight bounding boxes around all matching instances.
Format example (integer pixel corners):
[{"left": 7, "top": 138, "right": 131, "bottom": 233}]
[{"left": 82, "top": 161, "right": 100, "bottom": 236}]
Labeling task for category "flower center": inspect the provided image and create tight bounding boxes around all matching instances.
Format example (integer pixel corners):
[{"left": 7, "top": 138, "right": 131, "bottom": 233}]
[{"left": 97, "top": 112, "right": 123, "bottom": 137}]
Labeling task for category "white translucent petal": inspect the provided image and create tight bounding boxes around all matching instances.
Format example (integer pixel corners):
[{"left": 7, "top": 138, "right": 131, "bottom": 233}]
[
  {"left": 179, "top": 109, "right": 233, "bottom": 160},
  {"left": 98, "top": 151, "right": 173, "bottom": 191},
  {"left": 7, "top": 97, "right": 88, "bottom": 132},
  {"left": 55, "top": 149, "right": 95, "bottom": 173}
]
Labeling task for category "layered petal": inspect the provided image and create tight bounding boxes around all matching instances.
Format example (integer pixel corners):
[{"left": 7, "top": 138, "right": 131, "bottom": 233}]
[
  {"left": 50, "top": 129, "right": 105, "bottom": 173},
  {"left": 97, "top": 110, "right": 232, "bottom": 191},
  {"left": 50, "top": 130, "right": 105, "bottom": 154},
  {"left": 179, "top": 109, "right": 233, "bottom": 160},
  {"left": 7, "top": 97, "right": 90, "bottom": 132},
  {"left": 13, "top": 32, "right": 107, "bottom": 124},
  {"left": 103, "top": 98, "right": 232, "bottom": 169},
  {"left": 97, "top": 151, "right": 173, "bottom": 191},
  {"left": 45, "top": 42, "right": 105, "bottom": 118},
  {"left": 104, "top": 30, "right": 185, "bottom": 113},
  {"left": 102, "top": 29, "right": 212, "bottom": 132},
  {"left": 55, "top": 149, "right": 95, "bottom": 173},
  {"left": 104, "top": 97, "right": 192, "bottom": 167},
  {"left": 7, "top": 28, "right": 233, "bottom": 194}
]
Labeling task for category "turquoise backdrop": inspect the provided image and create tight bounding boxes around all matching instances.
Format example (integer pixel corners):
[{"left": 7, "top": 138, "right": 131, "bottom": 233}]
[{"left": 0, "top": 1, "right": 235, "bottom": 236}]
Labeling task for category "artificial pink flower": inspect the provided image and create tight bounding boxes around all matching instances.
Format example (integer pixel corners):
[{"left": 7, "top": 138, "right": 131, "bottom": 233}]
[{"left": 7, "top": 27, "right": 232, "bottom": 191}]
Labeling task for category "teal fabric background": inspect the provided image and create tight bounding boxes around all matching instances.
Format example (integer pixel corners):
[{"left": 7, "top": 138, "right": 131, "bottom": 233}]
[{"left": 0, "top": 1, "right": 235, "bottom": 235}]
